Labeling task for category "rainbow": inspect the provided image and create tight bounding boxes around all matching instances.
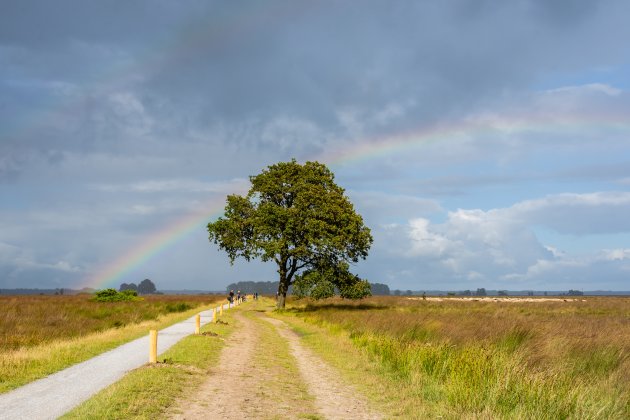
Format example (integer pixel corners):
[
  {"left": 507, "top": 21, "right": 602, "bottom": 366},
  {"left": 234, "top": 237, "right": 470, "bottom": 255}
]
[
  {"left": 82, "top": 195, "right": 229, "bottom": 289},
  {"left": 319, "top": 108, "right": 630, "bottom": 167},
  {"left": 82, "top": 109, "right": 630, "bottom": 290}
]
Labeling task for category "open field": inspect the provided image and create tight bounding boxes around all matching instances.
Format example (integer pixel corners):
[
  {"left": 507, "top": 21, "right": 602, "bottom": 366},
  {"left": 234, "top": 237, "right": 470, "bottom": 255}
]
[
  {"left": 283, "top": 296, "right": 630, "bottom": 418},
  {"left": 2, "top": 295, "right": 628, "bottom": 418},
  {"left": 0, "top": 294, "right": 223, "bottom": 392},
  {"left": 0, "top": 294, "right": 222, "bottom": 350}
]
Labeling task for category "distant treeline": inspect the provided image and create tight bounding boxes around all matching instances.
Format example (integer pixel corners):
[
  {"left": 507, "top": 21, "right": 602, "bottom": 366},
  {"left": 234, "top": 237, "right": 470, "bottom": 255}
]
[{"left": 225, "top": 281, "right": 391, "bottom": 296}]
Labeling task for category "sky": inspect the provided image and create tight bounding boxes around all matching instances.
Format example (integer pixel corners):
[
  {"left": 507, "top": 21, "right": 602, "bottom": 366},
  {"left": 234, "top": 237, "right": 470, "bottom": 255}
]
[{"left": 1, "top": 0, "right": 630, "bottom": 292}]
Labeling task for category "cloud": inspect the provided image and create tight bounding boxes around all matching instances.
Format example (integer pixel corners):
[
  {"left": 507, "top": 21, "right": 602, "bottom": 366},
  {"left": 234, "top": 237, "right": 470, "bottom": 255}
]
[
  {"left": 95, "top": 178, "right": 249, "bottom": 194},
  {"left": 374, "top": 191, "right": 630, "bottom": 289},
  {"left": 0, "top": 242, "right": 83, "bottom": 288},
  {"left": 2, "top": 2, "right": 630, "bottom": 291}
]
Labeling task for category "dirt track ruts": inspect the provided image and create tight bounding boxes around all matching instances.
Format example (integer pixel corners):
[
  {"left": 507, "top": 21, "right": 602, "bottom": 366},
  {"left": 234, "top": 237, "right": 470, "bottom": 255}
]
[{"left": 168, "top": 310, "right": 382, "bottom": 419}]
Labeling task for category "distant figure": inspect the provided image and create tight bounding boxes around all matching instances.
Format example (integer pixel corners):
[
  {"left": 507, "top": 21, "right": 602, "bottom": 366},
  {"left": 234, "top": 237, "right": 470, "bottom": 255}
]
[
  {"left": 254, "top": 292, "right": 258, "bottom": 300},
  {"left": 228, "top": 289, "right": 234, "bottom": 304},
  {"left": 422, "top": 292, "right": 426, "bottom": 300},
  {"left": 237, "top": 290, "right": 241, "bottom": 301}
]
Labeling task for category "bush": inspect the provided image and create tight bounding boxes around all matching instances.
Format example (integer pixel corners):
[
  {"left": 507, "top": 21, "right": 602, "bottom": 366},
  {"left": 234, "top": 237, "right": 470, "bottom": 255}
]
[
  {"left": 92, "top": 288, "right": 141, "bottom": 302},
  {"left": 165, "top": 302, "right": 192, "bottom": 313}
]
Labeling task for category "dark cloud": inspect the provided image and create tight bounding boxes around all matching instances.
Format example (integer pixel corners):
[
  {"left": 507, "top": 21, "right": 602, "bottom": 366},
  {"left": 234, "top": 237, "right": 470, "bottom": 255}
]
[{"left": 1, "top": 1, "right": 630, "bottom": 290}]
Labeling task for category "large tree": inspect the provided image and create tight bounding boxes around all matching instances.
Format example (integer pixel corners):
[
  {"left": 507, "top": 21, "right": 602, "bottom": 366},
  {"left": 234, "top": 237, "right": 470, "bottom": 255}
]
[{"left": 207, "top": 160, "right": 373, "bottom": 308}]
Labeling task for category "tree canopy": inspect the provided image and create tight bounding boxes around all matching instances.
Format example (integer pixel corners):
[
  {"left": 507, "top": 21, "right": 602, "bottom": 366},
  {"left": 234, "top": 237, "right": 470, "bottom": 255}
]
[
  {"left": 207, "top": 160, "right": 373, "bottom": 308},
  {"left": 138, "top": 279, "right": 156, "bottom": 294}
]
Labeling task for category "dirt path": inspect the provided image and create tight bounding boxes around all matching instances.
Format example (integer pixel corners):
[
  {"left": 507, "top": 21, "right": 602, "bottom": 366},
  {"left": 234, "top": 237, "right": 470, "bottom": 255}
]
[
  {"left": 168, "top": 310, "right": 316, "bottom": 419},
  {"left": 168, "top": 309, "right": 382, "bottom": 420},
  {"left": 168, "top": 312, "right": 274, "bottom": 419},
  {"left": 264, "top": 317, "right": 382, "bottom": 420}
]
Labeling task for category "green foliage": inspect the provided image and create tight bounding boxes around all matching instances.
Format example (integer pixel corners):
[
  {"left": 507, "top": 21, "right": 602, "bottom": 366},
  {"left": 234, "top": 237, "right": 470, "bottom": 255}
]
[
  {"left": 293, "top": 261, "right": 372, "bottom": 300},
  {"left": 293, "top": 271, "right": 335, "bottom": 299},
  {"left": 208, "top": 159, "right": 372, "bottom": 307},
  {"left": 120, "top": 289, "right": 138, "bottom": 298},
  {"left": 118, "top": 283, "right": 138, "bottom": 292},
  {"left": 138, "top": 278, "right": 156, "bottom": 294},
  {"left": 92, "top": 289, "right": 141, "bottom": 302},
  {"left": 165, "top": 302, "right": 193, "bottom": 313}
]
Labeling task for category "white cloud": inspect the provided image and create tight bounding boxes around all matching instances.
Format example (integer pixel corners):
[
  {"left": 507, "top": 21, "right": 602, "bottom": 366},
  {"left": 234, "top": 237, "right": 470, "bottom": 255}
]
[
  {"left": 408, "top": 218, "right": 453, "bottom": 257},
  {"left": 600, "top": 249, "right": 630, "bottom": 261},
  {"left": 386, "top": 191, "right": 630, "bottom": 289}
]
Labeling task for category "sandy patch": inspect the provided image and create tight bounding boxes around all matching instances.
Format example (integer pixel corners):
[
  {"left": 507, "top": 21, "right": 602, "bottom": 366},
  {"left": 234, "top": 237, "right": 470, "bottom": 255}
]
[{"left": 408, "top": 297, "right": 586, "bottom": 303}]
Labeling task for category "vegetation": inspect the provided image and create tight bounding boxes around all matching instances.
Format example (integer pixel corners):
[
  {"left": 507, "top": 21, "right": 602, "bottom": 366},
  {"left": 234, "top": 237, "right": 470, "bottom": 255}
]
[
  {"left": 62, "top": 309, "right": 236, "bottom": 419},
  {"left": 208, "top": 159, "right": 373, "bottom": 308},
  {"left": 92, "top": 288, "right": 140, "bottom": 302},
  {"left": 137, "top": 278, "right": 157, "bottom": 294},
  {"left": 281, "top": 296, "right": 630, "bottom": 418},
  {"left": 0, "top": 294, "right": 222, "bottom": 392}
]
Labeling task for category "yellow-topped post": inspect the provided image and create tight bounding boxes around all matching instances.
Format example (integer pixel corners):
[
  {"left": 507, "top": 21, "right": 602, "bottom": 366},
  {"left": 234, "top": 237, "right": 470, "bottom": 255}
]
[{"left": 149, "top": 330, "right": 158, "bottom": 363}]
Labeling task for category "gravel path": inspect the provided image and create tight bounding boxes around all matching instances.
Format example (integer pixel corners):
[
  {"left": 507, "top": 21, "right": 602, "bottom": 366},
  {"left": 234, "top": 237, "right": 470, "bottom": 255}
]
[{"left": 0, "top": 303, "right": 230, "bottom": 420}]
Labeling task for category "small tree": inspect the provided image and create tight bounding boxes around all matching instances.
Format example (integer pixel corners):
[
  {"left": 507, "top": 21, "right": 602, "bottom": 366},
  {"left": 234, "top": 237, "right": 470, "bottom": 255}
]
[
  {"left": 208, "top": 160, "right": 373, "bottom": 308},
  {"left": 119, "top": 282, "right": 138, "bottom": 292},
  {"left": 138, "top": 279, "right": 156, "bottom": 295}
]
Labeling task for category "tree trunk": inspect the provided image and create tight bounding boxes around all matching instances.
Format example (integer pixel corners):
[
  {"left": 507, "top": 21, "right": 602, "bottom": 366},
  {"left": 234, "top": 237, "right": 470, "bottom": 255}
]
[{"left": 277, "top": 259, "right": 289, "bottom": 309}]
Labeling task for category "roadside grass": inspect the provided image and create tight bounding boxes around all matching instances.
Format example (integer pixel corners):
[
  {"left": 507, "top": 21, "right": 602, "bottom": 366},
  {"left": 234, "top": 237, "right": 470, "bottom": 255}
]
[
  {"left": 278, "top": 296, "right": 630, "bottom": 419},
  {"left": 61, "top": 307, "right": 236, "bottom": 419},
  {"left": 0, "top": 294, "right": 222, "bottom": 349},
  {"left": 243, "top": 301, "right": 319, "bottom": 418},
  {"left": 0, "top": 296, "right": 223, "bottom": 393}
]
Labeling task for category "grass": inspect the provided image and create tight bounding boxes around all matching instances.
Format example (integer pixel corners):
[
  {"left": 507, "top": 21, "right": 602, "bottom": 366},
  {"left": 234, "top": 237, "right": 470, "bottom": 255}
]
[
  {"left": 243, "top": 302, "right": 319, "bottom": 418},
  {"left": 63, "top": 298, "right": 320, "bottom": 419},
  {"left": 278, "top": 296, "right": 630, "bottom": 419},
  {"left": 0, "top": 294, "right": 221, "bottom": 349},
  {"left": 0, "top": 294, "right": 223, "bottom": 393},
  {"left": 61, "top": 309, "right": 236, "bottom": 419}
]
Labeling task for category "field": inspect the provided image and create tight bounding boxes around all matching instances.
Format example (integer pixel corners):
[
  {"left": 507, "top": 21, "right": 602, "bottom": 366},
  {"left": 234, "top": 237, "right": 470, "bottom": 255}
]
[
  {"left": 285, "top": 296, "right": 630, "bottom": 418},
  {"left": 2, "top": 294, "right": 629, "bottom": 418},
  {"left": 0, "top": 294, "right": 223, "bottom": 392},
  {"left": 0, "top": 294, "right": 221, "bottom": 349}
]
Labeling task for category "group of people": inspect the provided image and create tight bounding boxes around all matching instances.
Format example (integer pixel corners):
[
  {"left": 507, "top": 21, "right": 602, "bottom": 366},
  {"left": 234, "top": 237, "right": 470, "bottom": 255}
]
[{"left": 227, "top": 289, "right": 259, "bottom": 303}]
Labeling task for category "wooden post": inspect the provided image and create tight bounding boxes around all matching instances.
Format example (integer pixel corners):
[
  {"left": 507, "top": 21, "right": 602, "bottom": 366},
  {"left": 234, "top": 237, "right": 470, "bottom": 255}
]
[
  {"left": 195, "top": 314, "right": 200, "bottom": 335},
  {"left": 220, "top": 304, "right": 223, "bottom": 316},
  {"left": 149, "top": 330, "right": 158, "bottom": 364},
  {"left": 212, "top": 307, "right": 217, "bottom": 323}
]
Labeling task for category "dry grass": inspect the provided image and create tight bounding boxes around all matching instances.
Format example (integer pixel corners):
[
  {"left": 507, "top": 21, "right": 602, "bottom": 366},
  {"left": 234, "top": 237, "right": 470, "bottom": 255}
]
[
  {"left": 286, "top": 296, "right": 630, "bottom": 418},
  {"left": 0, "top": 294, "right": 222, "bottom": 350},
  {"left": 0, "top": 294, "right": 223, "bottom": 393}
]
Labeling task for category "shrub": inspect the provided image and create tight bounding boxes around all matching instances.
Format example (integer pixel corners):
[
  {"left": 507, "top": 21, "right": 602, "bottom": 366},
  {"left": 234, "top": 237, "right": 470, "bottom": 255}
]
[
  {"left": 92, "top": 288, "right": 141, "bottom": 302},
  {"left": 165, "top": 302, "right": 193, "bottom": 313}
]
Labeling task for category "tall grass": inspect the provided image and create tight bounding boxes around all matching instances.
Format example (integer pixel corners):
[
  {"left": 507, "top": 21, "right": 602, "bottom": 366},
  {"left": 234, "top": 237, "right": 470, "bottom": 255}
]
[
  {"left": 0, "top": 294, "right": 223, "bottom": 393},
  {"left": 289, "top": 296, "right": 630, "bottom": 418},
  {"left": 0, "top": 294, "right": 220, "bottom": 350}
]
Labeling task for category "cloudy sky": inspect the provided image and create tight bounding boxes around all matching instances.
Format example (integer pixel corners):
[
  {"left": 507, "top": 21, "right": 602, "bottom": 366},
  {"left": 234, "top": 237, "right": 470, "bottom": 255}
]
[{"left": 2, "top": 0, "right": 630, "bottom": 292}]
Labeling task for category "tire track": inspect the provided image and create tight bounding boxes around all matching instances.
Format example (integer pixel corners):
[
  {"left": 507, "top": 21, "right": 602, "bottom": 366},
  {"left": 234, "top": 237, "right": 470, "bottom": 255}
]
[{"left": 264, "top": 316, "right": 383, "bottom": 420}]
